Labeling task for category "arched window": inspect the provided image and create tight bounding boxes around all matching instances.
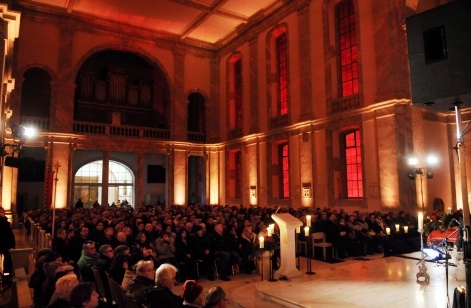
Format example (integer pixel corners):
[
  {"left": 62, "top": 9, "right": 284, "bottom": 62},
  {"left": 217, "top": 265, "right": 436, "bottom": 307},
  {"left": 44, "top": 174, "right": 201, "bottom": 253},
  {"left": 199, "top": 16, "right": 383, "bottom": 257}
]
[
  {"left": 74, "top": 160, "right": 134, "bottom": 207},
  {"left": 228, "top": 53, "right": 243, "bottom": 130},
  {"left": 21, "top": 68, "right": 51, "bottom": 118},
  {"left": 187, "top": 92, "right": 205, "bottom": 133}
]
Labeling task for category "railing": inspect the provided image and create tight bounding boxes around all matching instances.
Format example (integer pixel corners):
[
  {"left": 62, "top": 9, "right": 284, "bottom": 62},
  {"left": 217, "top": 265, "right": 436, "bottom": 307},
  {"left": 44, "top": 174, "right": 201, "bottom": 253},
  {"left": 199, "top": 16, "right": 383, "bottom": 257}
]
[
  {"left": 22, "top": 216, "right": 51, "bottom": 259},
  {"left": 270, "top": 114, "right": 289, "bottom": 129},
  {"left": 187, "top": 132, "right": 206, "bottom": 143},
  {"left": 72, "top": 122, "right": 171, "bottom": 140},
  {"left": 20, "top": 117, "right": 50, "bottom": 131},
  {"left": 330, "top": 94, "right": 360, "bottom": 114}
]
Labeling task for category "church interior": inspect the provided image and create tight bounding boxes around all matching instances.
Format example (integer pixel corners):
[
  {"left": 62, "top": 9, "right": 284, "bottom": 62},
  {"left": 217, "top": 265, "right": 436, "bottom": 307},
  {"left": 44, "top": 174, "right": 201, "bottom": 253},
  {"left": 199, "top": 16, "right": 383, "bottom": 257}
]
[{"left": 0, "top": 0, "right": 470, "bottom": 307}]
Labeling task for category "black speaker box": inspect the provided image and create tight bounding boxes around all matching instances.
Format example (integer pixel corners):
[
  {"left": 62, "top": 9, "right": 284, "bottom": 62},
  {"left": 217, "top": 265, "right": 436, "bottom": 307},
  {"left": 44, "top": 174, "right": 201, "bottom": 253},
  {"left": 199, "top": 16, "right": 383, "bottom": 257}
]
[
  {"left": 406, "top": 0, "right": 471, "bottom": 111},
  {"left": 4, "top": 156, "right": 19, "bottom": 168}
]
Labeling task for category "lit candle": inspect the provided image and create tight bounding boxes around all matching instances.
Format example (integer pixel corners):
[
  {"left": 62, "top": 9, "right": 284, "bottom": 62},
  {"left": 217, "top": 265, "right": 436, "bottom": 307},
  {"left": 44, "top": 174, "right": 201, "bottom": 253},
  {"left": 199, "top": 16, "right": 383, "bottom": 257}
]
[
  {"left": 404, "top": 226, "right": 409, "bottom": 233},
  {"left": 448, "top": 207, "right": 452, "bottom": 214},
  {"left": 306, "top": 215, "right": 311, "bottom": 227},
  {"left": 304, "top": 226, "right": 309, "bottom": 236},
  {"left": 269, "top": 224, "right": 275, "bottom": 233},
  {"left": 259, "top": 236, "right": 264, "bottom": 249},
  {"left": 267, "top": 227, "right": 272, "bottom": 237},
  {"left": 386, "top": 227, "right": 390, "bottom": 235},
  {"left": 418, "top": 213, "right": 424, "bottom": 231},
  {"left": 296, "top": 226, "right": 300, "bottom": 234},
  {"left": 395, "top": 224, "right": 400, "bottom": 232}
]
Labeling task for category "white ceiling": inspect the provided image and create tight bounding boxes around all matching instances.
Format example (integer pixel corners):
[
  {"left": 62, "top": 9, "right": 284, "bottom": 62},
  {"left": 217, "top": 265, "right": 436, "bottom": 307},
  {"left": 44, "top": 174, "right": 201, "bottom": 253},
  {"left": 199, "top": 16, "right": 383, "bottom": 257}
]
[{"left": 25, "top": 0, "right": 285, "bottom": 45}]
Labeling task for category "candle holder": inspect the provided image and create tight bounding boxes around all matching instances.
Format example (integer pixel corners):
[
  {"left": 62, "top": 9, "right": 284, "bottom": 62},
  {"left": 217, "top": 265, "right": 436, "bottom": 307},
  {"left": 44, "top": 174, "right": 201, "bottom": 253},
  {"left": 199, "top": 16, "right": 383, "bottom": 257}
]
[
  {"left": 416, "top": 229, "right": 430, "bottom": 282},
  {"left": 268, "top": 250, "right": 278, "bottom": 282},
  {"left": 305, "top": 255, "right": 315, "bottom": 275}
]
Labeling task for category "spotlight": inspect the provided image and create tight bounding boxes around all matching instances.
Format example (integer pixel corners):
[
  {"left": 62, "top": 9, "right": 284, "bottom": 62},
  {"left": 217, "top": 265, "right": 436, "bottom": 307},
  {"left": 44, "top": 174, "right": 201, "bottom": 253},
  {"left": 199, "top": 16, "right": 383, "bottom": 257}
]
[{"left": 11, "top": 125, "right": 36, "bottom": 139}]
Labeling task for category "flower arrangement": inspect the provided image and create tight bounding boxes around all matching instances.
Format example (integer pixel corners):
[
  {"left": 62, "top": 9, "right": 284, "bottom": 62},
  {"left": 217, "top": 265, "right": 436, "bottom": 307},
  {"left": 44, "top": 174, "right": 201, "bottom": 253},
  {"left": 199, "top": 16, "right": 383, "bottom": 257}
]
[{"left": 424, "top": 209, "right": 461, "bottom": 236}]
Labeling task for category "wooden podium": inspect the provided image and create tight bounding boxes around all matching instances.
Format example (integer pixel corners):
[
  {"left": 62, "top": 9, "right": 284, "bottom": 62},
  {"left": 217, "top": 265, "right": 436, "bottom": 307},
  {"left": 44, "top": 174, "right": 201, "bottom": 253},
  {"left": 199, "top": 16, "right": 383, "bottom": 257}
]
[{"left": 272, "top": 213, "right": 303, "bottom": 279}]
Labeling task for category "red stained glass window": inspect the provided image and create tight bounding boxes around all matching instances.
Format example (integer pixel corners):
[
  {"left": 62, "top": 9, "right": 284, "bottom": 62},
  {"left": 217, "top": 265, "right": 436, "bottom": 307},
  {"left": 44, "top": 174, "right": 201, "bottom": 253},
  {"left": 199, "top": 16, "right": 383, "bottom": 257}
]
[
  {"left": 337, "top": 0, "right": 358, "bottom": 97},
  {"left": 344, "top": 130, "right": 363, "bottom": 198},
  {"left": 234, "top": 58, "right": 243, "bottom": 128},
  {"left": 279, "top": 143, "right": 290, "bottom": 198},
  {"left": 277, "top": 33, "right": 289, "bottom": 115}
]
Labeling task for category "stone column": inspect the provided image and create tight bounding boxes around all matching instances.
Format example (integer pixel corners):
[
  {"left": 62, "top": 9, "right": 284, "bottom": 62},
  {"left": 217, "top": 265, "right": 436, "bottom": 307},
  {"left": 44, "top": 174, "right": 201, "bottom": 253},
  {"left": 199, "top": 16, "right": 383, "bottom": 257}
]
[
  {"left": 249, "top": 36, "right": 259, "bottom": 134},
  {"left": 136, "top": 153, "right": 144, "bottom": 208},
  {"left": 298, "top": 3, "right": 313, "bottom": 121},
  {"left": 101, "top": 151, "right": 110, "bottom": 206}
]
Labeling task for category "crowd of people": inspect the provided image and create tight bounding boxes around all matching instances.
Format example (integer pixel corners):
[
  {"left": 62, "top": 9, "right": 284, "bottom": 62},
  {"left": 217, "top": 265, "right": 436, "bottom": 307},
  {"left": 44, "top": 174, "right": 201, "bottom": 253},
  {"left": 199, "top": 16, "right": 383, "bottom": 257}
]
[{"left": 22, "top": 203, "right": 434, "bottom": 307}]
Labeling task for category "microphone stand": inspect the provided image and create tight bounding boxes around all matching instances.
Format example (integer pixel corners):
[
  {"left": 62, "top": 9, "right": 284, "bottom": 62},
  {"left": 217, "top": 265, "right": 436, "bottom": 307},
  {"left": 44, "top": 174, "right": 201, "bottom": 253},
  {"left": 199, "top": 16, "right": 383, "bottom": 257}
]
[{"left": 433, "top": 224, "right": 460, "bottom": 308}]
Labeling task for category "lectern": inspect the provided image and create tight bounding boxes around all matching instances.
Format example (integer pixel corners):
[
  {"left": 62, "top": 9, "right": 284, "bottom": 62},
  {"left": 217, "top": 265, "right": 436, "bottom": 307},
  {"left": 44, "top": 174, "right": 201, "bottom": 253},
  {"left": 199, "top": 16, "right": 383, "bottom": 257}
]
[{"left": 272, "top": 213, "right": 303, "bottom": 279}]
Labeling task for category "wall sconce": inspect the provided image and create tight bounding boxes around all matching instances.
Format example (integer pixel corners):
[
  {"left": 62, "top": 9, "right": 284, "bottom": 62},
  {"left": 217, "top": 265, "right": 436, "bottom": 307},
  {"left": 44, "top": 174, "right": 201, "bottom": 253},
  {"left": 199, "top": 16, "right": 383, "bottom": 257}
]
[
  {"left": 302, "top": 183, "right": 311, "bottom": 198},
  {"left": 2, "top": 125, "right": 36, "bottom": 167},
  {"left": 250, "top": 186, "right": 256, "bottom": 198}
]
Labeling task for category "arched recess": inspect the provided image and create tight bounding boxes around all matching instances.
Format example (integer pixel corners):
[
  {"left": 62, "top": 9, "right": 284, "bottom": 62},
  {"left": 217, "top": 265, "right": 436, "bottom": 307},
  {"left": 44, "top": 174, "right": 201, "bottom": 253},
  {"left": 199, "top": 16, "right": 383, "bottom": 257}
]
[
  {"left": 74, "top": 160, "right": 135, "bottom": 207},
  {"left": 73, "top": 50, "right": 170, "bottom": 128},
  {"left": 20, "top": 67, "right": 51, "bottom": 119},
  {"left": 187, "top": 92, "right": 206, "bottom": 133}
]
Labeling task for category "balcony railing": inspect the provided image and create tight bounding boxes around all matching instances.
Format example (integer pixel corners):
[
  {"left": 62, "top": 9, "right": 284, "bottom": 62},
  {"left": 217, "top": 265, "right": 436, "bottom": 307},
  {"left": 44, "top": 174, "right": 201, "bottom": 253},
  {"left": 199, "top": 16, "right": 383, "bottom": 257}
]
[
  {"left": 20, "top": 117, "right": 50, "bottom": 131},
  {"left": 72, "top": 121, "right": 170, "bottom": 140},
  {"left": 330, "top": 94, "right": 360, "bottom": 114},
  {"left": 187, "top": 132, "right": 206, "bottom": 143},
  {"left": 270, "top": 114, "right": 289, "bottom": 129}
]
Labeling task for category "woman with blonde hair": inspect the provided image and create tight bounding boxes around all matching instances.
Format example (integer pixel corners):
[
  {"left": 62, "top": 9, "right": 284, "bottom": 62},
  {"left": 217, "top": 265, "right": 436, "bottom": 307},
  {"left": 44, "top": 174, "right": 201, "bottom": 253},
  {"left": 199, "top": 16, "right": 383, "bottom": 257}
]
[{"left": 48, "top": 273, "right": 79, "bottom": 308}]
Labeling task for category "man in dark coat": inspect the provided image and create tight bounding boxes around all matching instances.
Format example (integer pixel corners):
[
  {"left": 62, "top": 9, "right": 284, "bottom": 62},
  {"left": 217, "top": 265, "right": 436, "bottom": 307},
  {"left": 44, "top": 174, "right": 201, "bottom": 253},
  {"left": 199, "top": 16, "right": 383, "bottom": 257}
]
[{"left": 0, "top": 206, "right": 15, "bottom": 275}]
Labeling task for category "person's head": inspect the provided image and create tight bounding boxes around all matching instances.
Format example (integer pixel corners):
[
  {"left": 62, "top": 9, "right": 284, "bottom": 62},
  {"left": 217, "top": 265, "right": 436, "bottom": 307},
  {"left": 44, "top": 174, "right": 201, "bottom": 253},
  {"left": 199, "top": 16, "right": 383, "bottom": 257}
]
[
  {"left": 49, "top": 273, "right": 79, "bottom": 303},
  {"left": 155, "top": 263, "right": 177, "bottom": 290},
  {"left": 98, "top": 244, "right": 114, "bottom": 259},
  {"left": 214, "top": 223, "right": 224, "bottom": 235},
  {"left": 116, "top": 231, "right": 127, "bottom": 243},
  {"left": 0, "top": 206, "right": 5, "bottom": 217},
  {"left": 56, "top": 228, "right": 67, "bottom": 239},
  {"left": 134, "top": 260, "right": 155, "bottom": 280},
  {"left": 114, "top": 245, "right": 130, "bottom": 256},
  {"left": 69, "top": 282, "right": 99, "bottom": 308},
  {"left": 82, "top": 240, "right": 96, "bottom": 256},
  {"left": 144, "top": 223, "right": 153, "bottom": 233},
  {"left": 205, "top": 286, "right": 228, "bottom": 308},
  {"left": 182, "top": 280, "right": 204, "bottom": 305},
  {"left": 79, "top": 226, "right": 89, "bottom": 238}
]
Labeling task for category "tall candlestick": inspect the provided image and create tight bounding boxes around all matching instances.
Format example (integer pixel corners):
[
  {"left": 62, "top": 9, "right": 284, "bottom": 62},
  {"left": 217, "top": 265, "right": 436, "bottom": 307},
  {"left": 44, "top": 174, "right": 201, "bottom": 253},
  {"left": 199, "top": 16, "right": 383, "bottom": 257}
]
[
  {"left": 418, "top": 213, "right": 424, "bottom": 231},
  {"left": 259, "top": 236, "right": 264, "bottom": 249},
  {"left": 304, "top": 226, "right": 309, "bottom": 236},
  {"left": 306, "top": 215, "right": 311, "bottom": 227}
]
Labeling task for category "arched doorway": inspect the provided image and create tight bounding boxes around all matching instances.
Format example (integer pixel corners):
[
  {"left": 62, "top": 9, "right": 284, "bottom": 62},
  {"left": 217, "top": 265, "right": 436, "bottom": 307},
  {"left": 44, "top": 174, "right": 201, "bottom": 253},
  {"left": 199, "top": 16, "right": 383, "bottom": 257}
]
[{"left": 74, "top": 160, "right": 135, "bottom": 207}]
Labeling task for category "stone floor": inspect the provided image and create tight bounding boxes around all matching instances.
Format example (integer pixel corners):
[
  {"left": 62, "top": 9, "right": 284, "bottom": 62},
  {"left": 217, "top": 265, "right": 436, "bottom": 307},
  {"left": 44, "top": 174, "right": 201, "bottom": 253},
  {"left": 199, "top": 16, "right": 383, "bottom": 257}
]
[{"left": 190, "top": 252, "right": 465, "bottom": 308}]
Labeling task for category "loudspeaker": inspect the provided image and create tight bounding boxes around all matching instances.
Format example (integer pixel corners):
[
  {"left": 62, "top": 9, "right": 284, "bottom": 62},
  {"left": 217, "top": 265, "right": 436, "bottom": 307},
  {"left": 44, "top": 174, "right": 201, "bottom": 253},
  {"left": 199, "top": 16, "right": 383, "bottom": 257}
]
[
  {"left": 406, "top": 0, "right": 471, "bottom": 111},
  {"left": 4, "top": 156, "right": 19, "bottom": 168}
]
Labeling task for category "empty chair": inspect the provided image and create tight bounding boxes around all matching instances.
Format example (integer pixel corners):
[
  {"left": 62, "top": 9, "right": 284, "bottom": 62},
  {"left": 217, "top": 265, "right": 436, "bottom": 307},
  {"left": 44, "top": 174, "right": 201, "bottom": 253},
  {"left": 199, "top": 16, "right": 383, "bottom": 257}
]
[{"left": 311, "top": 232, "right": 334, "bottom": 260}]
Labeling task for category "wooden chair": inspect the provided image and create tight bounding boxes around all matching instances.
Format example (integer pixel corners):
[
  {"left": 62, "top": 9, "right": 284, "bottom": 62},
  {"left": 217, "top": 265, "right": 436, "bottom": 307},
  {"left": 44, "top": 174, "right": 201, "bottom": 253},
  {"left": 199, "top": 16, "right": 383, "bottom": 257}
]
[
  {"left": 311, "top": 232, "right": 334, "bottom": 260},
  {"left": 106, "top": 273, "right": 127, "bottom": 308},
  {"left": 91, "top": 268, "right": 110, "bottom": 304}
]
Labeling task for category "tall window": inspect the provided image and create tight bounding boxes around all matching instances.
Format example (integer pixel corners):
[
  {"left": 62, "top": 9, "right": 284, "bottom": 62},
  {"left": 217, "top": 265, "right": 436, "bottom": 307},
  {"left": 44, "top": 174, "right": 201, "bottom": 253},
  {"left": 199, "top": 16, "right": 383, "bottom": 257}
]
[
  {"left": 342, "top": 130, "right": 363, "bottom": 198},
  {"left": 234, "top": 57, "right": 243, "bottom": 128},
  {"left": 277, "top": 33, "right": 288, "bottom": 115},
  {"left": 235, "top": 151, "right": 242, "bottom": 198},
  {"left": 337, "top": 0, "right": 358, "bottom": 97},
  {"left": 279, "top": 143, "right": 290, "bottom": 198}
]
